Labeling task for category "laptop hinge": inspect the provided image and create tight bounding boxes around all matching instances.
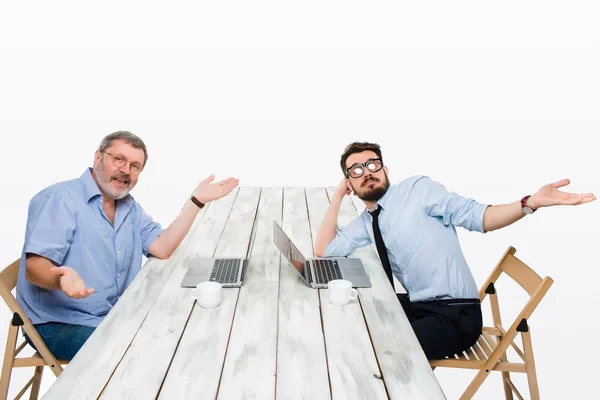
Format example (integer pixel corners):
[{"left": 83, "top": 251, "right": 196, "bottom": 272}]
[{"left": 306, "top": 261, "right": 315, "bottom": 286}]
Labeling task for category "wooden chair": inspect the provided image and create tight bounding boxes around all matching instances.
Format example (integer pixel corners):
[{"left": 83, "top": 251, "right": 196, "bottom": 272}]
[
  {"left": 430, "top": 246, "right": 554, "bottom": 400},
  {"left": 0, "top": 259, "right": 68, "bottom": 400}
]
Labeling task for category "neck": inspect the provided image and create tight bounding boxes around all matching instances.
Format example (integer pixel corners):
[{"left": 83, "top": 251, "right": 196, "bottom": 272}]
[
  {"left": 101, "top": 194, "right": 116, "bottom": 207},
  {"left": 363, "top": 200, "right": 377, "bottom": 211}
]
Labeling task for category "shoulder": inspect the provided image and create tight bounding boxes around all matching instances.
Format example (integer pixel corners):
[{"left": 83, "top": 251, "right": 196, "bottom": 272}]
[
  {"left": 390, "top": 174, "right": 435, "bottom": 194},
  {"left": 29, "top": 178, "right": 82, "bottom": 209}
]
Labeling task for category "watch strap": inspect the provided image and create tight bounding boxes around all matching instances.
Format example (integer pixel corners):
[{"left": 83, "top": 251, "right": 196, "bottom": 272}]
[
  {"left": 520, "top": 195, "right": 536, "bottom": 213},
  {"left": 190, "top": 195, "right": 205, "bottom": 209}
]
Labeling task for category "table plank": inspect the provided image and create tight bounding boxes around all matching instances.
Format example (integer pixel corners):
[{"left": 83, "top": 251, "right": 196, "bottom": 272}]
[
  {"left": 98, "top": 188, "right": 242, "bottom": 399},
  {"left": 216, "top": 187, "right": 282, "bottom": 400},
  {"left": 276, "top": 187, "right": 331, "bottom": 399},
  {"left": 327, "top": 189, "right": 446, "bottom": 399},
  {"left": 158, "top": 187, "right": 261, "bottom": 399},
  {"left": 305, "top": 188, "right": 388, "bottom": 399},
  {"left": 42, "top": 196, "right": 214, "bottom": 400}
]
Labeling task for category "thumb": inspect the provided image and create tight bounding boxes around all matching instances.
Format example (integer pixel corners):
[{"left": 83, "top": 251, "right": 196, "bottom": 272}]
[
  {"left": 49, "top": 266, "right": 65, "bottom": 276},
  {"left": 201, "top": 174, "right": 215, "bottom": 184}
]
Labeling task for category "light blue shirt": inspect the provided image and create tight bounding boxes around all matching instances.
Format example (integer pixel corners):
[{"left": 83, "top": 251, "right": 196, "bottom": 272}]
[
  {"left": 324, "top": 175, "right": 489, "bottom": 302},
  {"left": 16, "top": 168, "right": 164, "bottom": 327}
]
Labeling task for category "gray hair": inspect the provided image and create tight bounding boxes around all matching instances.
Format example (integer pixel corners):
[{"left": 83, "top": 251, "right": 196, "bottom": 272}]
[{"left": 98, "top": 131, "right": 148, "bottom": 166}]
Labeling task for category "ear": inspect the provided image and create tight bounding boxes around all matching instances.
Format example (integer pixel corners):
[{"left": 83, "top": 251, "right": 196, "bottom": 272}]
[
  {"left": 384, "top": 166, "right": 389, "bottom": 175},
  {"left": 345, "top": 179, "right": 354, "bottom": 194},
  {"left": 94, "top": 150, "right": 101, "bottom": 166}
]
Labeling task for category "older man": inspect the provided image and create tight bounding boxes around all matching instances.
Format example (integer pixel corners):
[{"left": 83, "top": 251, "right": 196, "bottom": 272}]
[
  {"left": 17, "top": 131, "right": 239, "bottom": 360},
  {"left": 315, "top": 141, "right": 595, "bottom": 360}
]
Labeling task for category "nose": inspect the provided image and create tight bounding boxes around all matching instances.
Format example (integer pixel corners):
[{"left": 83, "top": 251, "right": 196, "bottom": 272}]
[{"left": 118, "top": 162, "right": 132, "bottom": 174}]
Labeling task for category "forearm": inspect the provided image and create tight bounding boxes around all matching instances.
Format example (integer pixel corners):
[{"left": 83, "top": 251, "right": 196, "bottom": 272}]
[
  {"left": 149, "top": 199, "right": 201, "bottom": 258},
  {"left": 25, "top": 255, "right": 61, "bottom": 290},
  {"left": 482, "top": 201, "right": 527, "bottom": 232},
  {"left": 315, "top": 195, "right": 344, "bottom": 257}
]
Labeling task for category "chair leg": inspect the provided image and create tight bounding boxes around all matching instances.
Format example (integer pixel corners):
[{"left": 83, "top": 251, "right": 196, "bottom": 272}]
[
  {"left": 522, "top": 331, "right": 540, "bottom": 400},
  {"left": 460, "top": 368, "right": 491, "bottom": 400},
  {"left": 0, "top": 323, "right": 19, "bottom": 399},
  {"left": 501, "top": 371, "right": 513, "bottom": 400},
  {"left": 29, "top": 366, "right": 44, "bottom": 400}
]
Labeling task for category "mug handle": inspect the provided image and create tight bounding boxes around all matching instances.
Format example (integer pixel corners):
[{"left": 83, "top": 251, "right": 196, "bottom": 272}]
[
  {"left": 350, "top": 288, "right": 358, "bottom": 300},
  {"left": 190, "top": 288, "right": 198, "bottom": 300}
]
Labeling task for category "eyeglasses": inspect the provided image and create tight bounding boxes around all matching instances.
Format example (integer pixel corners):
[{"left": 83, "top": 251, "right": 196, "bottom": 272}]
[
  {"left": 102, "top": 151, "right": 143, "bottom": 175},
  {"left": 346, "top": 158, "right": 383, "bottom": 178}
]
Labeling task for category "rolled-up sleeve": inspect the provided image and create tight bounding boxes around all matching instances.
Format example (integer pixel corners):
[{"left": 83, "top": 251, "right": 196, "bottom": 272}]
[
  {"left": 138, "top": 206, "right": 164, "bottom": 257},
  {"left": 24, "top": 191, "right": 76, "bottom": 265},
  {"left": 323, "top": 214, "right": 372, "bottom": 257},
  {"left": 418, "top": 177, "right": 489, "bottom": 232}
]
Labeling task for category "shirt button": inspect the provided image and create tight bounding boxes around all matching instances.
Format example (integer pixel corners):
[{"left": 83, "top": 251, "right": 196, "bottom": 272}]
[
  {"left": 117, "top": 250, "right": 121, "bottom": 254},
  {"left": 117, "top": 273, "right": 121, "bottom": 277}
]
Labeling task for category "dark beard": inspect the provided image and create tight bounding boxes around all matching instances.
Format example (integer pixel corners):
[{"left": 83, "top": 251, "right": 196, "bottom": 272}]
[{"left": 356, "top": 176, "right": 390, "bottom": 201}]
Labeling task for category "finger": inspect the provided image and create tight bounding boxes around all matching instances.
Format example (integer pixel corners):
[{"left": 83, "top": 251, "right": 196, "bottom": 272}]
[
  {"left": 87, "top": 288, "right": 95, "bottom": 295},
  {"left": 568, "top": 192, "right": 595, "bottom": 197},
  {"left": 562, "top": 196, "right": 587, "bottom": 205},
  {"left": 201, "top": 174, "right": 215, "bottom": 184},
  {"left": 552, "top": 178, "right": 570, "bottom": 188},
  {"left": 217, "top": 177, "right": 237, "bottom": 186},
  {"left": 223, "top": 181, "right": 239, "bottom": 191}
]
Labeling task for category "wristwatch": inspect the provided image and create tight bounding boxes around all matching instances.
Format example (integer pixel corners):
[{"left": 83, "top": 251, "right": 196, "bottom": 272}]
[
  {"left": 190, "top": 195, "right": 205, "bottom": 209},
  {"left": 520, "top": 195, "right": 536, "bottom": 215}
]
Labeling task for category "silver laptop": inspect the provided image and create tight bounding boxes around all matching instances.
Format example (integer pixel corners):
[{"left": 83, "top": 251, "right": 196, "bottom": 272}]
[
  {"left": 180, "top": 255, "right": 248, "bottom": 288},
  {"left": 272, "top": 220, "right": 371, "bottom": 288}
]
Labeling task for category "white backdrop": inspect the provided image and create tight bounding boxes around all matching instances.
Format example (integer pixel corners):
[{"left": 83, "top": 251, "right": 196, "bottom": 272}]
[{"left": 1, "top": 1, "right": 599, "bottom": 399}]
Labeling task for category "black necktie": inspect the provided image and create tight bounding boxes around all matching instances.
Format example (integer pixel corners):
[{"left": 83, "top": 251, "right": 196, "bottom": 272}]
[{"left": 369, "top": 206, "right": 395, "bottom": 289}]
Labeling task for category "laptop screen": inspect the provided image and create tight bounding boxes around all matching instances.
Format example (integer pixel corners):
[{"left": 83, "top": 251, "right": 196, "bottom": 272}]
[{"left": 272, "top": 221, "right": 311, "bottom": 285}]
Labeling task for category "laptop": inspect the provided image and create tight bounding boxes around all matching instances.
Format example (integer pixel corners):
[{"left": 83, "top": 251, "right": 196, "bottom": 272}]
[
  {"left": 272, "top": 220, "right": 371, "bottom": 288},
  {"left": 180, "top": 255, "right": 248, "bottom": 288}
]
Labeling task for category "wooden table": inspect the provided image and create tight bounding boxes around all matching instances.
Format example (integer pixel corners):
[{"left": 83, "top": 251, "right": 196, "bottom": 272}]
[{"left": 42, "top": 187, "right": 445, "bottom": 400}]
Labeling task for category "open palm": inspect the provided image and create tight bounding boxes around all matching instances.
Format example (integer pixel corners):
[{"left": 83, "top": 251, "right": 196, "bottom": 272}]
[
  {"left": 193, "top": 175, "right": 240, "bottom": 204},
  {"left": 532, "top": 179, "right": 596, "bottom": 208},
  {"left": 50, "top": 266, "right": 94, "bottom": 298}
]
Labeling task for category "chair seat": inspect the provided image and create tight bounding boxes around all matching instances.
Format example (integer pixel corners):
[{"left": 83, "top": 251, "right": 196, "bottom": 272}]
[
  {"left": 430, "top": 327, "right": 526, "bottom": 373},
  {"left": 13, "top": 352, "right": 69, "bottom": 368}
]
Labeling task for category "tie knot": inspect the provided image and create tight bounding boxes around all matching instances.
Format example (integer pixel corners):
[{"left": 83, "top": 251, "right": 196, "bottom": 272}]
[{"left": 370, "top": 206, "right": 382, "bottom": 218}]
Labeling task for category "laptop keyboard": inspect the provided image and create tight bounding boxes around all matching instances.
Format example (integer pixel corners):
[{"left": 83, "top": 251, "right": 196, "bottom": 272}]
[
  {"left": 314, "top": 259, "right": 343, "bottom": 285},
  {"left": 210, "top": 259, "right": 241, "bottom": 284}
]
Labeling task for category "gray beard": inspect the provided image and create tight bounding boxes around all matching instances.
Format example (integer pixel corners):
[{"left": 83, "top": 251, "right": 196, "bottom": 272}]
[{"left": 95, "top": 161, "right": 132, "bottom": 200}]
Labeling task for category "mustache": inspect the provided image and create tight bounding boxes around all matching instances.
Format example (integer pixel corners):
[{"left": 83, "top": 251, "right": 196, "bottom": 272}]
[
  {"left": 111, "top": 172, "right": 131, "bottom": 184},
  {"left": 362, "top": 176, "right": 380, "bottom": 187}
]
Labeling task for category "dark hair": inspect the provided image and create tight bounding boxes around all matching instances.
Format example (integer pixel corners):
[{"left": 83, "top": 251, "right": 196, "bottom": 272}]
[
  {"left": 98, "top": 131, "right": 148, "bottom": 166},
  {"left": 340, "top": 142, "right": 383, "bottom": 176}
]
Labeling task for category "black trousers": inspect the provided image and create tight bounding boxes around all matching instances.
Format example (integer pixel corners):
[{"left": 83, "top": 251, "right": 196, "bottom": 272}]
[{"left": 398, "top": 293, "right": 483, "bottom": 360}]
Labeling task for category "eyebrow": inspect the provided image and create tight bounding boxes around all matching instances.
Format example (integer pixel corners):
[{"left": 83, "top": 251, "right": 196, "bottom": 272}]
[
  {"left": 115, "top": 153, "right": 144, "bottom": 166},
  {"left": 348, "top": 158, "right": 377, "bottom": 168}
]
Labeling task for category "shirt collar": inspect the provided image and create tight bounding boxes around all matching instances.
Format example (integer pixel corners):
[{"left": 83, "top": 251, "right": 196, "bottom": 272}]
[
  {"left": 374, "top": 184, "right": 393, "bottom": 212},
  {"left": 81, "top": 168, "right": 101, "bottom": 202}
]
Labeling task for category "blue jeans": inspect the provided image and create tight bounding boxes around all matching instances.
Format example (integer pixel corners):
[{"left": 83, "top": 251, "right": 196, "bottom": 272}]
[{"left": 24, "top": 322, "right": 96, "bottom": 361}]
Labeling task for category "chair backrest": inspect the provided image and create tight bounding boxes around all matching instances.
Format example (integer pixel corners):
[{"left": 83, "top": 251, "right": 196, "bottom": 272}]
[
  {"left": 479, "top": 246, "right": 554, "bottom": 332},
  {"left": 0, "top": 259, "right": 25, "bottom": 321},
  {"left": 0, "top": 259, "right": 20, "bottom": 292},
  {"left": 0, "top": 258, "right": 64, "bottom": 376},
  {"left": 500, "top": 250, "right": 543, "bottom": 297}
]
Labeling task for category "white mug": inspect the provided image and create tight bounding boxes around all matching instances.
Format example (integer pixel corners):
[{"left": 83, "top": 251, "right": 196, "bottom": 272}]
[
  {"left": 328, "top": 279, "right": 358, "bottom": 306},
  {"left": 191, "top": 281, "right": 222, "bottom": 308}
]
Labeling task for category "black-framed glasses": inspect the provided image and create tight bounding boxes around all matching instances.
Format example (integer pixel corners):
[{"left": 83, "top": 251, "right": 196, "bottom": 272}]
[
  {"left": 346, "top": 158, "right": 383, "bottom": 178},
  {"left": 102, "top": 151, "right": 143, "bottom": 175}
]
